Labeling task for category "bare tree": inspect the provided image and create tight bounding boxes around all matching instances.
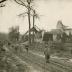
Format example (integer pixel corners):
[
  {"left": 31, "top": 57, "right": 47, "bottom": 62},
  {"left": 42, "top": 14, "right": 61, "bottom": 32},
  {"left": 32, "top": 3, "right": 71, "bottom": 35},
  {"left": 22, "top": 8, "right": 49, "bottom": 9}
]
[{"left": 14, "top": 0, "right": 35, "bottom": 46}]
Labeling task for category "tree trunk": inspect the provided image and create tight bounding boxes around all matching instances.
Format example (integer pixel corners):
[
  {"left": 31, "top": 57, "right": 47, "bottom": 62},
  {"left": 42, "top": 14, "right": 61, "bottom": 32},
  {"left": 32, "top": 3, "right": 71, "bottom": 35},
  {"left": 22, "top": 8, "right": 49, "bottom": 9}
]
[
  {"left": 28, "top": 3, "right": 31, "bottom": 46},
  {"left": 33, "top": 13, "right": 35, "bottom": 43}
]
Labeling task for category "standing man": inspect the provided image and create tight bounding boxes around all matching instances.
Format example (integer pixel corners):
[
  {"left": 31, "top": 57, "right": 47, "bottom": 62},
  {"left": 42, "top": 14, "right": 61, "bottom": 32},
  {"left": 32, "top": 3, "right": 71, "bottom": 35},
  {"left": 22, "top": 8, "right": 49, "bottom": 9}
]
[{"left": 44, "top": 41, "right": 52, "bottom": 63}]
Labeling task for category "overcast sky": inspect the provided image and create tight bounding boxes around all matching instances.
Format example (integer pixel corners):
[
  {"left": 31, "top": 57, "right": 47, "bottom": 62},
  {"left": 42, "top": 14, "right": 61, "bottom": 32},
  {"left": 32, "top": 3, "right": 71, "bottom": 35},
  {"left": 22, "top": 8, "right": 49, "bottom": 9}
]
[{"left": 0, "top": 0, "right": 72, "bottom": 34}]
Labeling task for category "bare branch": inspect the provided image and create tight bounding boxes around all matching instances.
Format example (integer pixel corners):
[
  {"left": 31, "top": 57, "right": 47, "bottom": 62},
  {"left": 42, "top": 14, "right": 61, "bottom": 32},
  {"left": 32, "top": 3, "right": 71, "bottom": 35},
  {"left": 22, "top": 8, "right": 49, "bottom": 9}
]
[
  {"left": 0, "top": 0, "right": 6, "bottom": 3},
  {"left": 35, "top": 14, "right": 40, "bottom": 19},
  {"left": 33, "top": 10, "right": 40, "bottom": 19},
  {"left": 14, "top": 0, "right": 27, "bottom": 8},
  {"left": 14, "top": 0, "right": 35, "bottom": 11},
  {"left": 15, "top": 0, "right": 40, "bottom": 20},
  {"left": 0, "top": 4, "right": 5, "bottom": 7},
  {"left": 18, "top": 0, "right": 27, "bottom": 7},
  {"left": 18, "top": 12, "right": 28, "bottom": 17}
]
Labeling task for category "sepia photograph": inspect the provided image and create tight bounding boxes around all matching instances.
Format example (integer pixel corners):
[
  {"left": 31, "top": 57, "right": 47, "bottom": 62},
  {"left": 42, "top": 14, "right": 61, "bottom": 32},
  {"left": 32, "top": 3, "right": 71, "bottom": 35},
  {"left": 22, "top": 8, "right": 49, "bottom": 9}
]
[{"left": 0, "top": 0, "right": 72, "bottom": 72}]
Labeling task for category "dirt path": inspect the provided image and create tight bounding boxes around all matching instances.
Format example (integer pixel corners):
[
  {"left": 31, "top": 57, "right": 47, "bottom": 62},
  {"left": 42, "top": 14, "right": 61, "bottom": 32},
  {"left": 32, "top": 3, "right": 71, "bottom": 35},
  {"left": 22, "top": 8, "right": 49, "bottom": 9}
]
[
  {"left": 5, "top": 46, "right": 72, "bottom": 72},
  {"left": 12, "top": 54, "right": 42, "bottom": 72},
  {"left": 4, "top": 46, "right": 43, "bottom": 72},
  {"left": 18, "top": 49, "right": 72, "bottom": 72}
]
